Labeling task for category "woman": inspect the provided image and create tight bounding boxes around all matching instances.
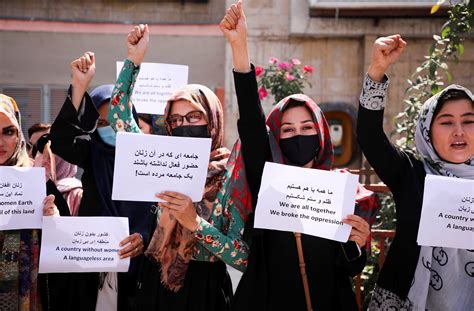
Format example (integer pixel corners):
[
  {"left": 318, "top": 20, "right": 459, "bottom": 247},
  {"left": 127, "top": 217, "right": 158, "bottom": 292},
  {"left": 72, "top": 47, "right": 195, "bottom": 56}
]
[
  {"left": 107, "top": 24, "right": 251, "bottom": 310},
  {"left": 32, "top": 133, "right": 83, "bottom": 216},
  {"left": 0, "top": 94, "right": 58, "bottom": 310},
  {"left": 49, "top": 54, "right": 152, "bottom": 310},
  {"left": 357, "top": 35, "right": 473, "bottom": 310},
  {"left": 221, "top": 2, "right": 371, "bottom": 310}
]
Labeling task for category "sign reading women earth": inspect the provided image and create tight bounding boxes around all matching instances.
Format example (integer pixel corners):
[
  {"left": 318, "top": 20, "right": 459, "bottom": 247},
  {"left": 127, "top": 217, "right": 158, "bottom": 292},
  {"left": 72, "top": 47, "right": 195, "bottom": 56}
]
[
  {"left": 254, "top": 162, "right": 358, "bottom": 242},
  {"left": 0, "top": 167, "right": 45, "bottom": 230},
  {"left": 112, "top": 132, "right": 211, "bottom": 202},
  {"left": 116, "top": 61, "right": 188, "bottom": 115},
  {"left": 417, "top": 175, "right": 474, "bottom": 249},
  {"left": 39, "top": 216, "right": 130, "bottom": 273}
]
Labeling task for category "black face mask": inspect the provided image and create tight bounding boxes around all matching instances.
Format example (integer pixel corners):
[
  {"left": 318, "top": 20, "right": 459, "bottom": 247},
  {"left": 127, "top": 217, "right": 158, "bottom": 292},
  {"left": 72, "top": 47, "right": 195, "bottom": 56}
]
[
  {"left": 171, "top": 125, "right": 210, "bottom": 138},
  {"left": 279, "top": 134, "right": 320, "bottom": 166}
]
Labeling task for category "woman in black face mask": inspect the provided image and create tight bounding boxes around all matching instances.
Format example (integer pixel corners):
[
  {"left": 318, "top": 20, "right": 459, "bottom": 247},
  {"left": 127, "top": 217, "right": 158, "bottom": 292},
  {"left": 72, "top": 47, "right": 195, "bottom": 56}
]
[
  {"left": 108, "top": 24, "right": 252, "bottom": 311},
  {"left": 221, "top": 2, "right": 371, "bottom": 310}
]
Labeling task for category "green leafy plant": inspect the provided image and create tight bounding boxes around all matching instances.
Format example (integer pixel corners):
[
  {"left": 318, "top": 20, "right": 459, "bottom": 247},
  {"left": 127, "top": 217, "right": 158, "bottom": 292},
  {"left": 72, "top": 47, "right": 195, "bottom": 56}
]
[
  {"left": 393, "top": 0, "right": 474, "bottom": 153},
  {"left": 256, "top": 57, "right": 314, "bottom": 103}
]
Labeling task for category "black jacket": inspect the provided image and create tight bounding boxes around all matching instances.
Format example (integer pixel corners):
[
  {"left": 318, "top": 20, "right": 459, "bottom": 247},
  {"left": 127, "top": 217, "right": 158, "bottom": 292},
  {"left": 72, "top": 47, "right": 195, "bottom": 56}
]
[
  {"left": 49, "top": 87, "right": 153, "bottom": 311},
  {"left": 231, "top": 68, "right": 366, "bottom": 311},
  {"left": 357, "top": 104, "right": 426, "bottom": 300}
]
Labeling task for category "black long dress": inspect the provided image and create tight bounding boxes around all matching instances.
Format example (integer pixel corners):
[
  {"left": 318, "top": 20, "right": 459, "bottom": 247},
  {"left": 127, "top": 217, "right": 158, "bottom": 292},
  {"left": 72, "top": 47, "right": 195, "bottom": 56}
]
[
  {"left": 231, "top": 68, "right": 366, "bottom": 311},
  {"left": 48, "top": 86, "right": 153, "bottom": 311}
]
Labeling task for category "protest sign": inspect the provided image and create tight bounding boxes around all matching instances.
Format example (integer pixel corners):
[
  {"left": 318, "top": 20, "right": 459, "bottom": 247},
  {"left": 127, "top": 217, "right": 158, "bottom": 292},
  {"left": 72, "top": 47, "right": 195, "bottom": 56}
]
[
  {"left": 116, "top": 61, "right": 188, "bottom": 114},
  {"left": 417, "top": 175, "right": 474, "bottom": 249},
  {"left": 0, "top": 167, "right": 45, "bottom": 230},
  {"left": 254, "top": 162, "right": 358, "bottom": 242},
  {"left": 39, "top": 216, "right": 130, "bottom": 273},
  {"left": 112, "top": 132, "right": 211, "bottom": 202}
]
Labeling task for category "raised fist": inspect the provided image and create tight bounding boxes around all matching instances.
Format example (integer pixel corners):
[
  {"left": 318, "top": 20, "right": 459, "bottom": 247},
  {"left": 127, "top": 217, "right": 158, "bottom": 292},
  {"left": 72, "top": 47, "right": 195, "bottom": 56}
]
[
  {"left": 220, "top": 1, "right": 247, "bottom": 46},
  {"left": 70, "top": 51, "right": 95, "bottom": 91},
  {"left": 127, "top": 24, "right": 149, "bottom": 66},
  {"left": 368, "top": 35, "right": 407, "bottom": 81}
]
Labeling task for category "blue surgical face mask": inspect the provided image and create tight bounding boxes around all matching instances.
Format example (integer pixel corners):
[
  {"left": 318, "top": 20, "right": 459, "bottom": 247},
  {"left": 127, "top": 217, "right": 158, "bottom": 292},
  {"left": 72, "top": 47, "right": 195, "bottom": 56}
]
[{"left": 96, "top": 125, "right": 116, "bottom": 147}]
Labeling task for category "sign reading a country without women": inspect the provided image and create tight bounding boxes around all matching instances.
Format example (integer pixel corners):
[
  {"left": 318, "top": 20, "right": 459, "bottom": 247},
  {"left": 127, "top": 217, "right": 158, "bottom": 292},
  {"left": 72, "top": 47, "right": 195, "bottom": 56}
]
[
  {"left": 0, "top": 167, "right": 45, "bottom": 230},
  {"left": 39, "top": 216, "right": 130, "bottom": 273},
  {"left": 112, "top": 132, "right": 211, "bottom": 202},
  {"left": 254, "top": 162, "right": 358, "bottom": 242},
  {"left": 417, "top": 175, "right": 474, "bottom": 249}
]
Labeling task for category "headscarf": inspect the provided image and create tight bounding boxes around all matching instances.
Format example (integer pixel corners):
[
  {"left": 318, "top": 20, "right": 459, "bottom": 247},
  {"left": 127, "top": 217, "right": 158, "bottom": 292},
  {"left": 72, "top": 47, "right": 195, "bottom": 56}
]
[
  {"left": 415, "top": 84, "right": 474, "bottom": 179},
  {"left": 54, "top": 155, "right": 82, "bottom": 216},
  {"left": 267, "top": 94, "right": 380, "bottom": 223},
  {"left": 0, "top": 94, "right": 40, "bottom": 311},
  {"left": 0, "top": 94, "right": 30, "bottom": 167},
  {"left": 90, "top": 84, "right": 115, "bottom": 110},
  {"left": 408, "top": 84, "right": 474, "bottom": 309},
  {"left": 145, "top": 84, "right": 235, "bottom": 291},
  {"left": 266, "top": 94, "right": 334, "bottom": 170}
]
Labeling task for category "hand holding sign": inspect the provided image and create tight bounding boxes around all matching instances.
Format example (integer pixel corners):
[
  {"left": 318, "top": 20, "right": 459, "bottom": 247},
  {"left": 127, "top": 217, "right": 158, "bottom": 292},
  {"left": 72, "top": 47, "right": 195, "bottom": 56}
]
[
  {"left": 343, "top": 214, "right": 370, "bottom": 247},
  {"left": 156, "top": 191, "right": 200, "bottom": 232},
  {"left": 118, "top": 232, "right": 144, "bottom": 259},
  {"left": 127, "top": 24, "right": 149, "bottom": 66},
  {"left": 42, "top": 194, "right": 59, "bottom": 217}
]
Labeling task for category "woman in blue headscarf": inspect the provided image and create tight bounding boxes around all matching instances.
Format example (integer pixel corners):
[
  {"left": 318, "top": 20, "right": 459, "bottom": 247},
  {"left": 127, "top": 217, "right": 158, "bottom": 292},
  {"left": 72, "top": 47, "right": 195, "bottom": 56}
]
[{"left": 49, "top": 52, "right": 153, "bottom": 311}]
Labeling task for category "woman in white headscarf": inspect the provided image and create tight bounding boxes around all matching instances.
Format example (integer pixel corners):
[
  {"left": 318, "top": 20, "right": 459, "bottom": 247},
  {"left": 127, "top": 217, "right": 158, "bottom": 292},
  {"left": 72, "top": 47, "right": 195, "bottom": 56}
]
[
  {"left": 357, "top": 35, "right": 473, "bottom": 310},
  {"left": 0, "top": 94, "right": 58, "bottom": 311}
]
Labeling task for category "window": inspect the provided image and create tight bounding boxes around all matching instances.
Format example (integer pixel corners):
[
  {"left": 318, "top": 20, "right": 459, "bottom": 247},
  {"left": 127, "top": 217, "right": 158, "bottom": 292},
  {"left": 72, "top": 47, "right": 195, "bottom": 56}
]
[{"left": 0, "top": 85, "right": 69, "bottom": 137}]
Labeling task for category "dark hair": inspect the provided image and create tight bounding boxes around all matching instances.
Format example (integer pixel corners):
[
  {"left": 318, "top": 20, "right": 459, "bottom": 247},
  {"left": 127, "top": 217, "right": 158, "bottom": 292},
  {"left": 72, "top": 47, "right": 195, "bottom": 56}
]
[
  {"left": 433, "top": 89, "right": 473, "bottom": 121},
  {"left": 31, "top": 133, "right": 50, "bottom": 158},
  {"left": 138, "top": 113, "right": 153, "bottom": 126},
  {"left": 28, "top": 123, "right": 51, "bottom": 139},
  {"left": 282, "top": 97, "right": 308, "bottom": 112}
]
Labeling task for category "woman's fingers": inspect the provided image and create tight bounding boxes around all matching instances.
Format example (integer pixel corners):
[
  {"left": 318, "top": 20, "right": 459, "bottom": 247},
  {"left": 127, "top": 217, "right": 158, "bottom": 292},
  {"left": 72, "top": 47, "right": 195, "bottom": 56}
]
[
  {"left": 349, "top": 234, "right": 365, "bottom": 247},
  {"left": 158, "top": 201, "right": 180, "bottom": 211},
  {"left": 43, "top": 195, "right": 58, "bottom": 216},
  {"left": 119, "top": 233, "right": 144, "bottom": 258}
]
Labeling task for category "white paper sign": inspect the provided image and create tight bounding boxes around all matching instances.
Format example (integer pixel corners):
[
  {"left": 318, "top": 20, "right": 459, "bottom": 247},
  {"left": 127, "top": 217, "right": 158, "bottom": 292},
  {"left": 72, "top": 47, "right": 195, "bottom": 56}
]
[
  {"left": 0, "top": 167, "right": 45, "bottom": 230},
  {"left": 254, "top": 162, "right": 358, "bottom": 242},
  {"left": 417, "top": 175, "right": 474, "bottom": 249},
  {"left": 112, "top": 132, "right": 211, "bottom": 202},
  {"left": 116, "top": 61, "right": 188, "bottom": 114},
  {"left": 39, "top": 216, "right": 130, "bottom": 273}
]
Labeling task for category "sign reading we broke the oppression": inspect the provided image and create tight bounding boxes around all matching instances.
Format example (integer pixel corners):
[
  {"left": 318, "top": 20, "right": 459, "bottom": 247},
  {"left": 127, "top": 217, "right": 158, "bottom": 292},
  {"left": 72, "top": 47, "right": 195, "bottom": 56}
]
[{"left": 254, "top": 162, "right": 359, "bottom": 242}]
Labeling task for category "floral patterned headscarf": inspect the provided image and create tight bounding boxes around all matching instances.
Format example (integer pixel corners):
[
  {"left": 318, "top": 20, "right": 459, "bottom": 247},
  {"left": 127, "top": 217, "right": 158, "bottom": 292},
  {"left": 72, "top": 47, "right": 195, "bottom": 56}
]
[{"left": 266, "top": 94, "right": 334, "bottom": 170}]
